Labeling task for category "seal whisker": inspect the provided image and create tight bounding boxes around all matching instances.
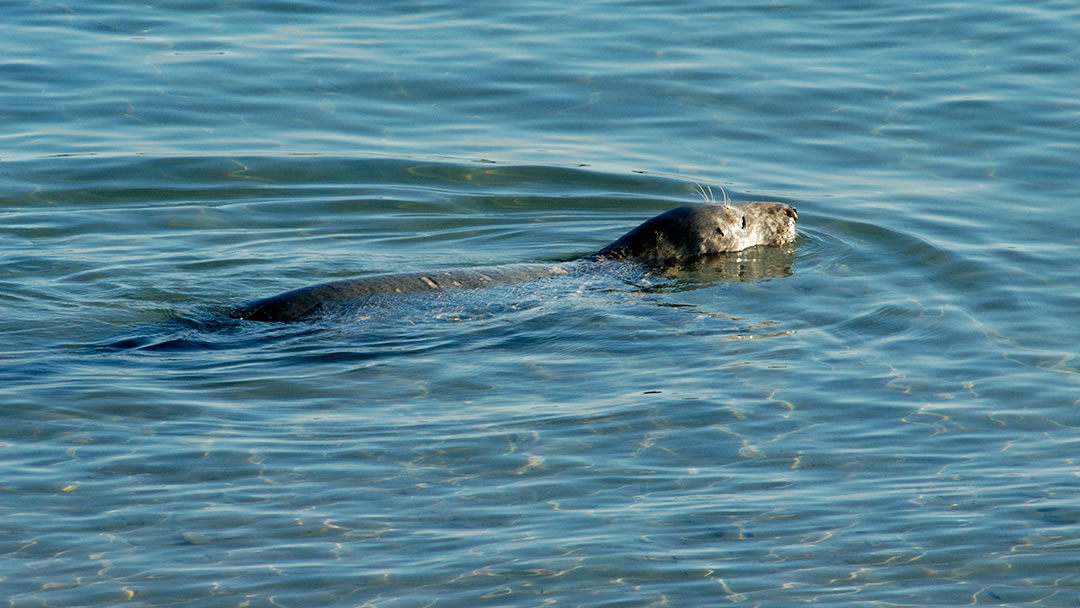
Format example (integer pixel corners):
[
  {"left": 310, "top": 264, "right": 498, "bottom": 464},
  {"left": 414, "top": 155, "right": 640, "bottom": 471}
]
[
  {"left": 694, "top": 182, "right": 729, "bottom": 205},
  {"left": 694, "top": 182, "right": 711, "bottom": 202}
]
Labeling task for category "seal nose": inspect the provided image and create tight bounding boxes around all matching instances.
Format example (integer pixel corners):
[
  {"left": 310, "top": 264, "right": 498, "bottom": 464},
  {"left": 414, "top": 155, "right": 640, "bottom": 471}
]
[{"left": 785, "top": 207, "right": 798, "bottom": 221}]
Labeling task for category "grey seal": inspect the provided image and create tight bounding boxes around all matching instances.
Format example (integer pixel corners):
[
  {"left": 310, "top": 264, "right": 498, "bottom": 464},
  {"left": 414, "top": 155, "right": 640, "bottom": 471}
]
[{"left": 235, "top": 202, "right": 797, "bottom": 322}]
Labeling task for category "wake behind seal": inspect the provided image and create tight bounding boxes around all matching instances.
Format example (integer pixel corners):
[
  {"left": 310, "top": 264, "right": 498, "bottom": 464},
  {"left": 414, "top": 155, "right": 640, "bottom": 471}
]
[{"left": 234, "top": 202, "right": 798, "bottom": 322}]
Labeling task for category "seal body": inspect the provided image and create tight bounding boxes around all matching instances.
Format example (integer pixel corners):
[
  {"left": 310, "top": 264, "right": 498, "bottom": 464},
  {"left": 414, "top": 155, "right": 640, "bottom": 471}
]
[
  {"left": 235, "top": 202, "right": 797, "bottom": 322},
  {"left": 235, "top": 263, "right": 569, "bottom": 322}
]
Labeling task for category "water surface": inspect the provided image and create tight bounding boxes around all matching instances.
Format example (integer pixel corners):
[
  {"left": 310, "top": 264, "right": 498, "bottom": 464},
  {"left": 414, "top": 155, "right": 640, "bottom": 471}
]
[{"left": 3, "top": 1, "right": 1079, "bottom": 606}]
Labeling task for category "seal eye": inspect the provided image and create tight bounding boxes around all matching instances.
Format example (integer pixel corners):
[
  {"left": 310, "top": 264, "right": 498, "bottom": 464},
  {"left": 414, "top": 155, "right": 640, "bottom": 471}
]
[{"left": 741, "top": 216, "right": 746, "bottom": 229}]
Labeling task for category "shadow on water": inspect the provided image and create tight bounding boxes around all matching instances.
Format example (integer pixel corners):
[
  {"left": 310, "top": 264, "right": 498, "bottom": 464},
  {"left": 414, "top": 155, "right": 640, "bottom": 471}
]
[
  {"left": 635, "top": 242, "right": 799, "bottom": 294},
  {"left": 92, "top": 313, "right": 280, "bottom": 353}
]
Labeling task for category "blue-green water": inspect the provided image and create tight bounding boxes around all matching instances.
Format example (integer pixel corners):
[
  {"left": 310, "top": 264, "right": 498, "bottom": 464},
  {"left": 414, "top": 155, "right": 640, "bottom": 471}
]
[{"left": 3, "top": 1, "right": 1079, "bottom": 606}]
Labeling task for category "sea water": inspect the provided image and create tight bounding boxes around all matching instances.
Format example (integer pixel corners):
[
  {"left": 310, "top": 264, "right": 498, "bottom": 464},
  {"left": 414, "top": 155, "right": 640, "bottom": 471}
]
[{"left": 2, "top": 1, "right": 1079, "bottom": 606}]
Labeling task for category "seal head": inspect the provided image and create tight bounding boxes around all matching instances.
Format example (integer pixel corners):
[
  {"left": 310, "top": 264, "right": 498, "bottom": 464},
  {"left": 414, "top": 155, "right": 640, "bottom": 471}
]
[{"left": 589, "top": 202, "right": 797, "bottom": 261}]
